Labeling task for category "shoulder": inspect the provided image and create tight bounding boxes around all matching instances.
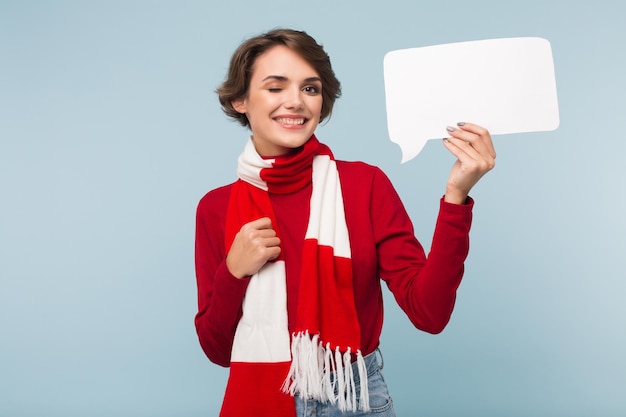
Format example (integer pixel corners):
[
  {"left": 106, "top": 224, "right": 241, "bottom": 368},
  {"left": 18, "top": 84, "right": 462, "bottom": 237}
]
[
  {"left": 336, "top": 160, "right": 388, "bottom": 183},
  {"left": 197, "top": 182, "right": 236, "bottom": 216},
  {"left": 336, "top": 159, "right": 395, "bottom": 192}
]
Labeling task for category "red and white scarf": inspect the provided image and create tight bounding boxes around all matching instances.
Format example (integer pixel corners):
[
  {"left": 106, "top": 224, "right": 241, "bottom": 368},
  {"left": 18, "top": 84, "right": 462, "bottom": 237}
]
[{"left": 220, "top": 136, "right": 369, "bottom": 416}]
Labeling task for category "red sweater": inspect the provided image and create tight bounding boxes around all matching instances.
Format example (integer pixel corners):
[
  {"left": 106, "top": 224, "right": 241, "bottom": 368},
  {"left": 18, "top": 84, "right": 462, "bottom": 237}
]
[{"left": 194, "top": 160, "right": 473, "bottom": 367}]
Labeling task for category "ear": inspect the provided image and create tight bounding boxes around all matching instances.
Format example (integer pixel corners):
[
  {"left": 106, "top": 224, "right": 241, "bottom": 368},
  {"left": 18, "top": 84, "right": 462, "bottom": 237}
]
[{"left": 231, "top": 98, "right": 247, "bottom": 114}]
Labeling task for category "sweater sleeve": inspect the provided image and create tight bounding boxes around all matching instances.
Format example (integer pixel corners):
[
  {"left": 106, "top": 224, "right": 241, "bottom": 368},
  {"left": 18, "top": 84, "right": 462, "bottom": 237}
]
[
  {"left": 372, "top": 168, "right": 473, "bottom": 334},
  {"left": 194, "top": 187, "right": 250, "bottom": 367}
]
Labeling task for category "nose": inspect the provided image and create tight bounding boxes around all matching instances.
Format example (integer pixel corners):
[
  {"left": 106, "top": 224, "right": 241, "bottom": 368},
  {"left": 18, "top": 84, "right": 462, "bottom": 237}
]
[{"left": 284, "top": 86, "right": 304, "bottom": 110}]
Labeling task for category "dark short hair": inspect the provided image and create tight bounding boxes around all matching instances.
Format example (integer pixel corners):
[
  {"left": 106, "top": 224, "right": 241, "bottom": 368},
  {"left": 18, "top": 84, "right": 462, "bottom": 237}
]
[{"left": 217, "top": 28, "right": 342, "bottom": 127}]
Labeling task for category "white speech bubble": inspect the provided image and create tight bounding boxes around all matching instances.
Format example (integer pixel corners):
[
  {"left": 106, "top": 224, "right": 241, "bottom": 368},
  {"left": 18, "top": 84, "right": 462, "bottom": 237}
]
[{"left": 383, "top": 37, "right": 560, "bottom": 163}]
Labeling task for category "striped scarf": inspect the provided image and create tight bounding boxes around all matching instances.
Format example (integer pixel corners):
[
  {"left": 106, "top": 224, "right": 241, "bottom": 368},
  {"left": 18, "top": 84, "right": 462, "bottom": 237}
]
[{"left": 219, "top": 136, "right": 369, "bottom": 416}]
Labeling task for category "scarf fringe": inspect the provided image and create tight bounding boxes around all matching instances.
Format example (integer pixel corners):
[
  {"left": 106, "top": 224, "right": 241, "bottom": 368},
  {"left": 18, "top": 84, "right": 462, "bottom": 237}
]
[{"left": 282, "top": 331, "right": 370, "bottom": 412}]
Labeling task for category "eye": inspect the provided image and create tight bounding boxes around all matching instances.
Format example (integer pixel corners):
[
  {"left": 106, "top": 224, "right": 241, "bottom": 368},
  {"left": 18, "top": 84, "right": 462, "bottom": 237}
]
[
  {"left": 303, "top": 85, "right": 320, "bottom": 95},
  {"left": 268, "top": 87, "right": 282, "bottom": 93}
]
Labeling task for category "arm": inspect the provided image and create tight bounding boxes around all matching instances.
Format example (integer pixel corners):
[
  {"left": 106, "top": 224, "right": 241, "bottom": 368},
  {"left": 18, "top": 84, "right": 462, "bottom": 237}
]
[
  {"left": 373, "top": 169, "right": 473, "bottom": 334},
  {"left": 194, "top": 191, "right": 250, "bottom": 367},
  {"left": 194, "top": 189, "right": 282, "bottom": 366},
  {"left": 399, "top": 197, "right": 473, "bottom": 333},
  {"left": 377, "top": 122, "right": 494, "bottom": 333}
]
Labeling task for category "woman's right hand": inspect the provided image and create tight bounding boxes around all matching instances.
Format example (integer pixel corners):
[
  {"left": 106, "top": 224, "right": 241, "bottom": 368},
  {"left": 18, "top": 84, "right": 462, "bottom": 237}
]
[{"left": 226, "top": 217, "right": 281, "bottom": 279}]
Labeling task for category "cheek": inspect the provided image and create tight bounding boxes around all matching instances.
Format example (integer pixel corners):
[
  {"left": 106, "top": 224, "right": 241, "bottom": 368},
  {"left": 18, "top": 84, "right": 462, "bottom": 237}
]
[{"left": 309, "top": 96, "right": 323, "bottom": 113}]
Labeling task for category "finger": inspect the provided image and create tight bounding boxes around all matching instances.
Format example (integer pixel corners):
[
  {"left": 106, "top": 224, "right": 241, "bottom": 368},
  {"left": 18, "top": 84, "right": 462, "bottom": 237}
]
[
  {"left": 239, "top": 218, "right": 276, "bottom": 239},
  {"left": 261, "top": 235, "right": 281, "bottom": 248},
  {"left": 455, "top": 122, "right": 496, "bottom": 158},
  {"left": 443, "top": 135, "right": 494, "bottom": 172},
  {"left": 445, "top": 128, "right": 496, "bottom": 165},
  {"left": 255, "top": 228, "right": 278, "bottom": 238},
  {"left": 445, "top": 125, "right": 490, "bottom": 159},
  {"left": 442, "top": 136, "right": 477, "bottom": 162},
  {"left": 266, "top": 246, "right": 282, "bottom": 261},
  {"left": 239, "top": 228, "right": 280, "bottom": 250},
  {"left": 246, "top": 216, "right": 275, "bottom": 230},
  {"left": 443, "top": 136, "right": 496, "bottom": 178},
  {"left": 444, "top": 127, "right": 485, "bottom": 161},
  {"left": 252, "top": 240, "right": 281, "bottom": 264}
]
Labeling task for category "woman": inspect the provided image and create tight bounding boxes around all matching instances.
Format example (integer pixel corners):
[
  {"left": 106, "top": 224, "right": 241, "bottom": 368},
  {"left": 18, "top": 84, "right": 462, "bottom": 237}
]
[{"left": 194, "top": 28, "right": 495, "bottom": 417}]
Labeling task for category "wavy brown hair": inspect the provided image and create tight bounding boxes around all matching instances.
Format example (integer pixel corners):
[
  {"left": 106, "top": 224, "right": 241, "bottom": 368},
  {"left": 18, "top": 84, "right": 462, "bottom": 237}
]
[{"left": 217, "top": 28, "right": 342, "bottom": 127}]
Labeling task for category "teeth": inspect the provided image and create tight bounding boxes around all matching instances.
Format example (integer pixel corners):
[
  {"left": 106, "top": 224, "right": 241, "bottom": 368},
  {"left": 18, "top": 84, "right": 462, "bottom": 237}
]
[{"left": 276, "top": 118, "right": 305, "bottom": 125}]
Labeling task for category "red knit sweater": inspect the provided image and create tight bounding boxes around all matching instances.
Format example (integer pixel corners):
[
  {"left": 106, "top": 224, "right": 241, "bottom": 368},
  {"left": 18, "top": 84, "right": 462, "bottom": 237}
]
[{"left": 194, "top": 160, "right": 473, "bottom": 367}]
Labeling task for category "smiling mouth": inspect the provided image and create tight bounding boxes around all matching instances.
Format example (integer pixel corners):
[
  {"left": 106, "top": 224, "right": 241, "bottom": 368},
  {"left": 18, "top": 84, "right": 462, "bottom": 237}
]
[{"left": 275, "top": 117, "right": 306, "bottom": 125}]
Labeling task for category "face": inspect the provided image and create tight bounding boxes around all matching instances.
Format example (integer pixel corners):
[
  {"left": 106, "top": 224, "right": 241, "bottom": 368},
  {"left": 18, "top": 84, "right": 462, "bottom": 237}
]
[{"left": 232, "top": 45, "right": 323, "bottom": 157}]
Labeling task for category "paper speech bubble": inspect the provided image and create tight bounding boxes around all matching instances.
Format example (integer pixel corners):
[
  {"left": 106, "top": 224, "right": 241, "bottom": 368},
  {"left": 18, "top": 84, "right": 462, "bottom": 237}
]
[{"left": 383, "top": 37, "right": 560, "bottom": 163}]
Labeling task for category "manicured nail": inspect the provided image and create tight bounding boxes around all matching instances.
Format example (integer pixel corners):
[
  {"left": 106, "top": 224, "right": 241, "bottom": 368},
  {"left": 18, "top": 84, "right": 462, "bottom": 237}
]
[
  {"left": 457, "top": 122, "right": 465, "bottom": 126},
  {"left": 446, "top": 126, "right": 455, "bottom": 132},
  {"left": 442, "top": 137, "right": 449, "bottom": 142}
]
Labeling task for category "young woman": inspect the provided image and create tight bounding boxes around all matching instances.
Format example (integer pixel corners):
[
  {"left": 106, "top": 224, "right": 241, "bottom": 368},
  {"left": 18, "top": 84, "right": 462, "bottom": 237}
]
[{"left": 194, "top": 28, "right": 496, "bottom": 417}]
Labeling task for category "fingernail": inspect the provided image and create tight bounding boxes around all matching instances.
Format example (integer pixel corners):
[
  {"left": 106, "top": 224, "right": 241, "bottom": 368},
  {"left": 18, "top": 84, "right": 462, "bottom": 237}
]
[
  {"left": 442, "top": 137, "right": 449, "bottom": 142},
  {"left": 446, "top": 126, "right": 455, "bottom": 132},
  {"left": 457, "top": 122, "right": 465, "bottom": 126}
]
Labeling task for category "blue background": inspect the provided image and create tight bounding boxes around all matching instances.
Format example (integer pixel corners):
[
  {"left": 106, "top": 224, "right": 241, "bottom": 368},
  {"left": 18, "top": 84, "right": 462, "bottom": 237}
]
[{"left": 1, "top": 1, "right": 624, "bottom": 416}]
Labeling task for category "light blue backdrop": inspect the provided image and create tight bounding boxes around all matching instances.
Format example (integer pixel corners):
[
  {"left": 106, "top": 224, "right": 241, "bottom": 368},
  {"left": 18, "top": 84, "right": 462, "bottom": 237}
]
[{"left": 1, "top": 1, "right": 624, "bottom": 416}]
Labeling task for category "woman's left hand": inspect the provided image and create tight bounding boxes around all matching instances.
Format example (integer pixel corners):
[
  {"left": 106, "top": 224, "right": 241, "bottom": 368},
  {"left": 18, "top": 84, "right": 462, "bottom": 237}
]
[{"left": 442, "top": 122, "right": 496, "bottom": 204}]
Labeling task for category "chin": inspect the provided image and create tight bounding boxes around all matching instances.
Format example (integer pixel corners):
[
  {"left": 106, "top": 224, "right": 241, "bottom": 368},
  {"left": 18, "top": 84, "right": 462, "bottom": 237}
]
[{"left": 280, "top": 131, "right": 314, "bottom": 146}]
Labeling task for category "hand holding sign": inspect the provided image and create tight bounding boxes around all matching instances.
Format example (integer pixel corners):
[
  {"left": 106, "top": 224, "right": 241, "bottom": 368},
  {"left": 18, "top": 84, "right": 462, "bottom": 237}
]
[
  {"left": 383, "top": 37, "right": 560, "bottom": 163},
  {"left": 441, "top": 121, "right": 496, "bottom": 204}
]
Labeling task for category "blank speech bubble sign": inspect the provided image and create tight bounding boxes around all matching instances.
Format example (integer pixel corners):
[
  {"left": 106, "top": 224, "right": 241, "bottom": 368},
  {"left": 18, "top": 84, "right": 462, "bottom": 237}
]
[{"left": 383, "top": 37, "right": 560, "bottom": 163}]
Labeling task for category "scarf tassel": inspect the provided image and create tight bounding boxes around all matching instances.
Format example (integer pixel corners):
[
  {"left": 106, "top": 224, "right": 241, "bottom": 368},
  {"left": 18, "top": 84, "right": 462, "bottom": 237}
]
[{"left": 282, "top": 332, "right": 370, "bottom": 412}]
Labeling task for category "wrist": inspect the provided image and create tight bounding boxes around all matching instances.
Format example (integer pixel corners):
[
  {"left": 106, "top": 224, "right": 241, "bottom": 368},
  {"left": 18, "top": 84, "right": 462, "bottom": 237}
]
[
  {"left": 226, "top": 256, "right": 246, "bottom": 279},
  {"left": 444, "top": 188, "right": 468, "bottom": 205}
]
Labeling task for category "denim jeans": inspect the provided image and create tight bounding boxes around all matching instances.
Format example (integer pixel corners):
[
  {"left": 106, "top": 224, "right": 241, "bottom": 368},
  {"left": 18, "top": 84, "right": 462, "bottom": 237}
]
[{"left": 295, "top": 349, "right": 396, "bottom": 417}]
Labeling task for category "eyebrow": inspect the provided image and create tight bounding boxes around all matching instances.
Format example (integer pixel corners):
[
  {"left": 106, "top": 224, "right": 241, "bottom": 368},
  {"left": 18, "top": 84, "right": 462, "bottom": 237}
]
[{"left": 261, "top": 75, "right": 322, "bottom": 83}]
